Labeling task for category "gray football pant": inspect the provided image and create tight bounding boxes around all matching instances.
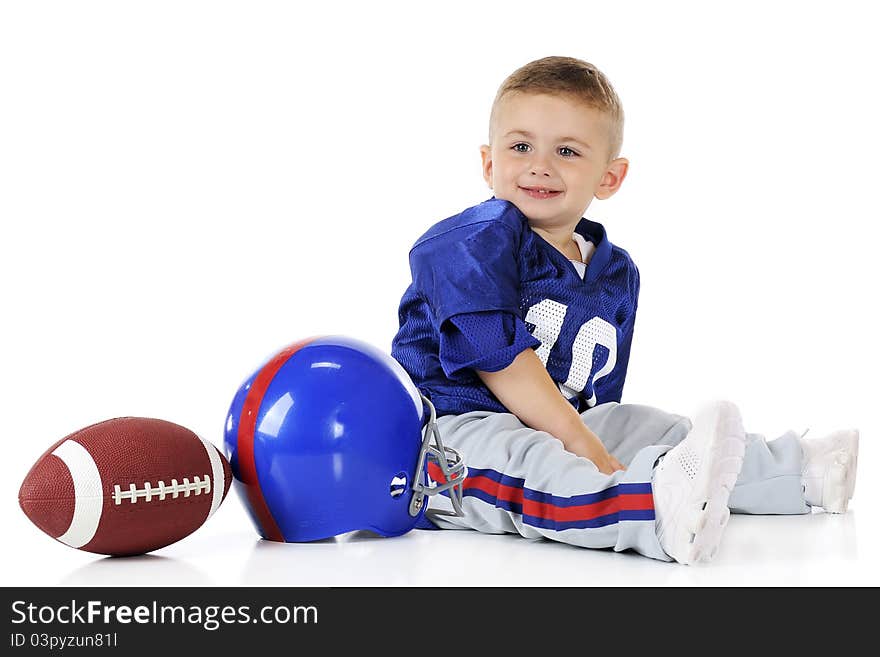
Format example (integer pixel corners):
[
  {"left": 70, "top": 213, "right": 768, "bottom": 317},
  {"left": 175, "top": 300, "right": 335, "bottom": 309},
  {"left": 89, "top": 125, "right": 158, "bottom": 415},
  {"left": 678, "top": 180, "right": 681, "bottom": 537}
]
[{"left": 427, "top": 401, "right": 808, "bottom": 562}]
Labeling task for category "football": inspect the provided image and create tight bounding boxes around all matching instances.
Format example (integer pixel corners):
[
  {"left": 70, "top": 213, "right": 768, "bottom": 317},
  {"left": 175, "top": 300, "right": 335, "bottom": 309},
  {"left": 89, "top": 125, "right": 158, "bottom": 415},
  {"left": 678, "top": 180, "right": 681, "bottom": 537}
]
[{"left": 19, "top": 417, "right": 232, "bottom": 556}]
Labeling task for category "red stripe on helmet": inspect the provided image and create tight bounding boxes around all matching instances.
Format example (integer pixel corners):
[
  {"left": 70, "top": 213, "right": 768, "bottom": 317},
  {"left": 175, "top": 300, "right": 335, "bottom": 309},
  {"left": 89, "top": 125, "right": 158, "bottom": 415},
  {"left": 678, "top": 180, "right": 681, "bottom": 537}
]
[{"left": 237, "top": 338, "right": 317, "bottom": 542}]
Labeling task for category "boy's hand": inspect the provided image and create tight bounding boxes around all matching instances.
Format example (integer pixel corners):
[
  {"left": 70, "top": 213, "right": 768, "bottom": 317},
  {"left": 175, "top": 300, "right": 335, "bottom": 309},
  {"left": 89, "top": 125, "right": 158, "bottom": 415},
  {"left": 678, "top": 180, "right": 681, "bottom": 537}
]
[
  {"left": 477, "top": 348, "right": 627, "bottom": 475},
  {"left": 567, "top": 434, "right": 627, "bottom": 474}
]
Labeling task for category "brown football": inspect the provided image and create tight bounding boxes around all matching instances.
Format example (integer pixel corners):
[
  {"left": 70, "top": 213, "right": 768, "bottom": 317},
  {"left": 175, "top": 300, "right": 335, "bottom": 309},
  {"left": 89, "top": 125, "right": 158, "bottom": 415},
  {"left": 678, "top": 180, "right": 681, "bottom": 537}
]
[{"left": 19, "top": 417, "right": 232, "bottom": 556}]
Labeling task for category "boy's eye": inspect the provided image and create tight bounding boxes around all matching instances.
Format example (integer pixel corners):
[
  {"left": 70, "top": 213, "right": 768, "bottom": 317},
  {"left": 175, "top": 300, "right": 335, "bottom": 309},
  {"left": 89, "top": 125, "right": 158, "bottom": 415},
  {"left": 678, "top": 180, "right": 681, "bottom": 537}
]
[
  {"left": 512, "top": 142, "right": 531, "bottom": 153},
  {"left": 559, "top": 146, "right": 579, "bottom": 157}
]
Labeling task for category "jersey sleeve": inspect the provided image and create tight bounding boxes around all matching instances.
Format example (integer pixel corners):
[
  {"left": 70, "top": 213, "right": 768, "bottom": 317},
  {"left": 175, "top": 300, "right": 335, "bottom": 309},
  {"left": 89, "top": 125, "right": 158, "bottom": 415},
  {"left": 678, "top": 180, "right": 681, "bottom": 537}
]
[
  {"left": 439, "top": 311, "right": 541, "bottom": 380},
  {"left": 604, "top": 256, "right": 640, "bottom": 403},
  {"left": 409, "top": 216, "right": 523, "bottom": 326},
  {"left": 629, "top": 257, "right": 641, "bottom": 302}
]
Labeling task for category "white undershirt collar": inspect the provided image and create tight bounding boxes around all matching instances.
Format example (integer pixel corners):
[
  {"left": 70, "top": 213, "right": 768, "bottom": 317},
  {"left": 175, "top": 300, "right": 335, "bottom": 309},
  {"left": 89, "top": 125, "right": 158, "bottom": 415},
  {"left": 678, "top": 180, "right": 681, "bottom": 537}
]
[{"left": 570, "top": 232, "right": 596, "bottom": 279}]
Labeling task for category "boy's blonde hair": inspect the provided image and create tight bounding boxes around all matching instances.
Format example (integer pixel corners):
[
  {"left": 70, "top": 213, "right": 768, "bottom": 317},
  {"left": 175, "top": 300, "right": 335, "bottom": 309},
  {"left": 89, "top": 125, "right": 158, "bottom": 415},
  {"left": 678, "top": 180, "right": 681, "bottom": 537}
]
[{"left": 489, "top": 56, "right": 624, "bottom": 162}]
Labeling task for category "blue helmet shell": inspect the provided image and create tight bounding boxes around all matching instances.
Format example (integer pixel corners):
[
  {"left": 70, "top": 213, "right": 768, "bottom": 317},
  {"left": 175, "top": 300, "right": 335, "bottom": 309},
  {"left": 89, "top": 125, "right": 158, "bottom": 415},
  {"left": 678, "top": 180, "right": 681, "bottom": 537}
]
[{"left": 225, "top": 335, "right": 435, "bottom": 542}]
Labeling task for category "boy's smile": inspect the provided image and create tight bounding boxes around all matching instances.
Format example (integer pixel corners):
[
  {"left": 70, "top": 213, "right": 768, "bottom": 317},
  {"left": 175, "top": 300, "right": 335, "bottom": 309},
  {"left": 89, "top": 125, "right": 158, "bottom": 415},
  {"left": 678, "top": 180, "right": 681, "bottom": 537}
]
[
  {"left": 480, "top": 92, "right": 628, "bottom": 247},
  {"left": 521, "top": 186, "right": 562, "bottom": 200}
]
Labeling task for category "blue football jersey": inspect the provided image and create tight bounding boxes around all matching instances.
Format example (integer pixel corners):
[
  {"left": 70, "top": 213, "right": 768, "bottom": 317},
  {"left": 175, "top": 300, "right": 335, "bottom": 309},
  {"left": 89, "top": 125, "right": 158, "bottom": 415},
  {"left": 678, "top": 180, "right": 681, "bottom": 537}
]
[{"left": 391, "top": 197, "right": 640, "bottom": 417}]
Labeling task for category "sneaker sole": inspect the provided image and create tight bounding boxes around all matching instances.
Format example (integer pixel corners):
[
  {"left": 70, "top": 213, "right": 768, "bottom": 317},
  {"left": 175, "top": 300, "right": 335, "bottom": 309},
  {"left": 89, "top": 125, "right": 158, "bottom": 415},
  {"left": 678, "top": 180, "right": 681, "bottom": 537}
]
[
  {"left": 676, "top": 402, "right": 746, "bottom": 564},
  {"left": 823, "top": 431, "right": 859, "bottom": 513},
  {"left": 844, "top": 431, "right": 859, "bottom": 503}
]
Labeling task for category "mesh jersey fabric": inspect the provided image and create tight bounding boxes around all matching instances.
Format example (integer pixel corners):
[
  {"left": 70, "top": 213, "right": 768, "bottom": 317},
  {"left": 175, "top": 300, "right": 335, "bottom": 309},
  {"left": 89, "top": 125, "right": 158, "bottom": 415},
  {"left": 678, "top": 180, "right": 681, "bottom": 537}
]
[{"left": 391, "top": 197, "right": 640, "bottom": 417}]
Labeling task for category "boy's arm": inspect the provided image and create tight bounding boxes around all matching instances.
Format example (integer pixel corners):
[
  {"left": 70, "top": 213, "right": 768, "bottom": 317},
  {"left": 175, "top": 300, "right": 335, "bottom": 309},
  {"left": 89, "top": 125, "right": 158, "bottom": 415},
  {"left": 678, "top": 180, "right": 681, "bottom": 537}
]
[{"left": 477, "top": 349, "right": 625, "bottom": 475}]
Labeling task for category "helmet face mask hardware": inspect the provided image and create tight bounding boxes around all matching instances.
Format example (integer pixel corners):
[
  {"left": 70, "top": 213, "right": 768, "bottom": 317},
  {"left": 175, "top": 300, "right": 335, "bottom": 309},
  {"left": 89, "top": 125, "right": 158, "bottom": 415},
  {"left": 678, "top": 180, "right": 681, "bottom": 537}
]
[
  {"left": 411, "top": 394, "right": 466, "bottom": 519},
  {"left": 224, "top": 335, "right": 467, "bottom": 543}
]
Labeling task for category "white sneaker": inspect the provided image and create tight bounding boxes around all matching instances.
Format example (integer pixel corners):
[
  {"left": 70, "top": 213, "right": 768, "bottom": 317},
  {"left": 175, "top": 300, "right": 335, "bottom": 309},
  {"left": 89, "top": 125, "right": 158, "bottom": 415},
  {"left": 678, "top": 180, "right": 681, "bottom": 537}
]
[
  {"left": 801, "top": 429, "right": 859, "bottom": 513},
  {"left": 652, "top": 401, "right": 746, "bottom": 565}
]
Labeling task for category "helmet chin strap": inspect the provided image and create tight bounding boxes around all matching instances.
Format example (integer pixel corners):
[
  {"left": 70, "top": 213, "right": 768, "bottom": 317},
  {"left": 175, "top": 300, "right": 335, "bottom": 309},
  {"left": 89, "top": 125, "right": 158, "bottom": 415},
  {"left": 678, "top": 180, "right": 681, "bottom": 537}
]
[{"left": 409, "top": 394, "right": 467, "bottom": 519}]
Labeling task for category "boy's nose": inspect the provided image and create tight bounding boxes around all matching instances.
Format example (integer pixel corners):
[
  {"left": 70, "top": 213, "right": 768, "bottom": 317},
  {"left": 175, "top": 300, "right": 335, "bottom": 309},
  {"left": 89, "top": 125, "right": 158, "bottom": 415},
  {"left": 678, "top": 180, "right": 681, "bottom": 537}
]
[{"left": 529, "top": 156, "right": 553, "bottom": 177}]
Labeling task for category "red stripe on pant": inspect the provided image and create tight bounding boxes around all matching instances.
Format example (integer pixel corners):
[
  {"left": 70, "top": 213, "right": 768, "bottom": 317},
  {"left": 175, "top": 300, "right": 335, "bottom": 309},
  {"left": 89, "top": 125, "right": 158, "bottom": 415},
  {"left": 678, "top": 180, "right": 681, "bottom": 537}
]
[{"left": 430, "top": 462, "right": 653, "bottom": 523}]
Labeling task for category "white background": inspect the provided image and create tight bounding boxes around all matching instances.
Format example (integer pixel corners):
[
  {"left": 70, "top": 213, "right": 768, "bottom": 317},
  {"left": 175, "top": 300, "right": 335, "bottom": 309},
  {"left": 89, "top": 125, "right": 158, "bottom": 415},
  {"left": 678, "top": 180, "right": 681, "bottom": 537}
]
[{"left": 1, "top": 0, "right": 877, "bottom": 586}]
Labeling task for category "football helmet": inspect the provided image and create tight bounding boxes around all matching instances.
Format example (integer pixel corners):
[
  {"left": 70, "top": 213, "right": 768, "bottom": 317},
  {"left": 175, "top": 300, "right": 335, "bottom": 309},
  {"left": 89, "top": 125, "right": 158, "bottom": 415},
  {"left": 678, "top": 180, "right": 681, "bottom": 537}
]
[{"left": 224, "top": 335, "right": 466, "bottom": 542}]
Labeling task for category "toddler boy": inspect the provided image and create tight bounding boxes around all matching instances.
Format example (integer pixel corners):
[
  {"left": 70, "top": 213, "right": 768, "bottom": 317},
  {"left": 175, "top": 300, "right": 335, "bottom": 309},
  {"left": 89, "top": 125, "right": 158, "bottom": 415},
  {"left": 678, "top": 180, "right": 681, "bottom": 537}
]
[{"left": 391, "top": 56, "right": 858, "bottom": 564}]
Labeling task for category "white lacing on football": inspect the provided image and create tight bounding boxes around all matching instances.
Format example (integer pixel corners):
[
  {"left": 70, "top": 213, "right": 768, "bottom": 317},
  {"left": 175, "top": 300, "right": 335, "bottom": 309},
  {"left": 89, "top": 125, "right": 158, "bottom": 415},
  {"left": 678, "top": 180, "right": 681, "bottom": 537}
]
[{"left": 112, "top": 475, "right": 211, "bottom": 505}]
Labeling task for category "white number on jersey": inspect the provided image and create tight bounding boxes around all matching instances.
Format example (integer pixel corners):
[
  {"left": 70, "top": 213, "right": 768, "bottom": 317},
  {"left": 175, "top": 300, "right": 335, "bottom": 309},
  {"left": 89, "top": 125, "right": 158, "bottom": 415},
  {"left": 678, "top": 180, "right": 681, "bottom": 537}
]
[{"left": 525, "top": 300, "right": 617, "bottom": 408}]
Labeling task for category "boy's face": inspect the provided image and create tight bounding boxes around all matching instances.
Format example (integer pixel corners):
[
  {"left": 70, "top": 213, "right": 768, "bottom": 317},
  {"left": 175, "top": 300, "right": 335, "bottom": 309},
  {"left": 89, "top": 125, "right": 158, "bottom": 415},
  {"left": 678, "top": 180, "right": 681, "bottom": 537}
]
[{"left": 480, "top": 92, "right": 628, "bottom": 230}]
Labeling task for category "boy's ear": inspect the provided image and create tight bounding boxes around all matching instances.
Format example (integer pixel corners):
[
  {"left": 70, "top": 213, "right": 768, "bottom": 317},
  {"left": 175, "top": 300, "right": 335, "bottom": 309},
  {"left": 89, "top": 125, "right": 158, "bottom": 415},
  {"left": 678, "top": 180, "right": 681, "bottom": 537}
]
[
  {"left": 594, "top": 157, "right": 629, "bottom": 200},
  {"left": 479, "top": 144, "right": 493, "bottom": 188}
]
